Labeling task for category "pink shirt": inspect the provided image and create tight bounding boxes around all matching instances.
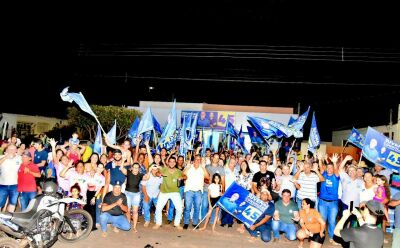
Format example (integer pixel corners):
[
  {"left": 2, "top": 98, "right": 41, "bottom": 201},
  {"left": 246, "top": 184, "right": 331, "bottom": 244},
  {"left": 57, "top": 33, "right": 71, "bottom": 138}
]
[
  {"left": 56, "top": 163, "right": 73, "bottom": 192},
  {"left": 373, "top": 186, "right": 387, "bottom": 203}
]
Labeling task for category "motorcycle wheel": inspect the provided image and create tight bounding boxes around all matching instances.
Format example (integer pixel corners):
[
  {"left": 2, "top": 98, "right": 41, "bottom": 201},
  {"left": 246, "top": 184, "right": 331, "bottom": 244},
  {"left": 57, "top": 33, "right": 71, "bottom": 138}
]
[
  {"left": 0, "top": 237, "right": 19, "bottom": 248},
  {"left": 58, "top": 209, "right": 93, "bottom": 243}
]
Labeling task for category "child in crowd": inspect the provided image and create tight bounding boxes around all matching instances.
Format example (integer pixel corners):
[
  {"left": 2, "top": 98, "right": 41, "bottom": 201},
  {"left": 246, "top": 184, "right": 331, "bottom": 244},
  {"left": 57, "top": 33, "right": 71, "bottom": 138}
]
[{"left": 200, "top": 173, "right": 222, "bottom": 232}]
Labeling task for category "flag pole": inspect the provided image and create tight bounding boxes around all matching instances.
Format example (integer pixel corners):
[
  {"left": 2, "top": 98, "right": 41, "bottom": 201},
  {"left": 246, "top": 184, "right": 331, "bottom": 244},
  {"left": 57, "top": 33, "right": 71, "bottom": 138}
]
[
  {"left": 193, "top": 204, "right": 218, "bottom": 230},
  {"left": 341, "top": 140, "right": 349, "bottom": 154}
]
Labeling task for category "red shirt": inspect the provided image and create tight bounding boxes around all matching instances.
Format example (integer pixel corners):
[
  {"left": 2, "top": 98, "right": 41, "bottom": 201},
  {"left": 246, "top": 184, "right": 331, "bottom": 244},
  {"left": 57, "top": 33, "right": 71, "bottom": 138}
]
[{"left": 18, "top": 162, "right": 39, "bottom": 192}]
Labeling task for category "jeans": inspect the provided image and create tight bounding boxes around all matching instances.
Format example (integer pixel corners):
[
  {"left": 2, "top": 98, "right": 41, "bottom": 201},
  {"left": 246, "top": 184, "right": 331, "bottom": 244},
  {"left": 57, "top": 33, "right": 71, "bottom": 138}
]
[
  {"left": 143, "top": 197, "right": 158, "bottom": 223},
  {"left": 99, "top": 212, "right": 131, "bottom": 232},
  {"left": 168, "top": 186, "right": 184, "bottom": 221},
  {"left": 19, "top": 192, "right": 37, "bottom": 211},
  {"left": 0, "top": 185, "right": 18, "bottom": 207},
  {"left": 96, "top": 198, "right": 102, "bottom": 224},
  {"left": 318, "top": 198, "right": 339, "bottom": 239},
  {"left": 392, "top": 228, "right": 400, "bottom": 248},
  {"left": 271, "top": 220, "right": 297, "bottom": 240},
  {"left": 201, "top": 189, "right": 209, "bottom": 220},
  {"left": 184, "top": 190, "right": 202, "bottom": 225},
  {"left": 155, "top": 192, "right": 183, "bottom": 226},
  {"left": 221, "top": 209, "right": 234, "bottom": 225},
  {"left": 246, "top": 224, "right": 272, "bottom": 242}
]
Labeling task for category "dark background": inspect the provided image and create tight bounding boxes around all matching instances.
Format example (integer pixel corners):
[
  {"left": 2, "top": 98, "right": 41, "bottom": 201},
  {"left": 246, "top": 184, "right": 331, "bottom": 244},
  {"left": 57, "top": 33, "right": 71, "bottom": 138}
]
[{"left": 4, "top": 1, "right": 400, "bottom": 141}]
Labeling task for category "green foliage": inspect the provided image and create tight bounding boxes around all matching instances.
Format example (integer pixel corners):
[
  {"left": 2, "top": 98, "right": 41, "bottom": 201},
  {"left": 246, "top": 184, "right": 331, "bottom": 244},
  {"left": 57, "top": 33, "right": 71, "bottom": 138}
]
[{"left": 67, "top": 105, "right": 141, "bottom": 142}]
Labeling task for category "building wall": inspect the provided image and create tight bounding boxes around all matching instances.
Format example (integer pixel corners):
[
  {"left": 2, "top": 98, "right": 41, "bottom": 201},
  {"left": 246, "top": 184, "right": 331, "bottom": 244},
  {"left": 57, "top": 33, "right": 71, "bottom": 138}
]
[{"left": 0, "top": 113, "right": 67, "bottom": 139}]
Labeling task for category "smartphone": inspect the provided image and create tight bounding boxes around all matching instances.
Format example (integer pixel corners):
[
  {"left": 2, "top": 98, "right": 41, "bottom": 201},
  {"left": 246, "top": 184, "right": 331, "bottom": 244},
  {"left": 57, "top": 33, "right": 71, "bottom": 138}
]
[{"left": 350, "top": 201, "right": 354, "bottom": 212}]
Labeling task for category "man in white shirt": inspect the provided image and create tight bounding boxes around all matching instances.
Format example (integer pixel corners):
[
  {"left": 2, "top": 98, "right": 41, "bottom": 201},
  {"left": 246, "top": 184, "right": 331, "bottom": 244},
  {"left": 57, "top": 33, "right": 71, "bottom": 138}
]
[
  {"left": 182, "top": 155, "right": 209, "bottom": 229},
  {"left": 0, "top": 144, "right": 22, "bottom": 212}
]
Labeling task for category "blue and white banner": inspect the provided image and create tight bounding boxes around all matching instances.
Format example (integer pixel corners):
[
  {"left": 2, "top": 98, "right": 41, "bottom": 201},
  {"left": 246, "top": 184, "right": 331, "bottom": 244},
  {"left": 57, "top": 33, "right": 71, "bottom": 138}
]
[
  {"left": 347, "top": 127, "right": 365, "bottom": 149},
  {"left": 217, "top": 182, "right": 270, "bottom": 227},
  {"left": 363, "top": 127, "right": 400, "bottom": 172},
  {"left": 307, "top": 112, "right": 320, "bottom": 154}
]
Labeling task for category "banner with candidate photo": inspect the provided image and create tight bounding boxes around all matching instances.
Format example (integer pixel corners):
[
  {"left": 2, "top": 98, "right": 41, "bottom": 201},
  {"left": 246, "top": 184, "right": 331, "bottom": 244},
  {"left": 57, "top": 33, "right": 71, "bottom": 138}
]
[
  {"left": 181, "top": 111, "right": 235, "bottom": 130},
  {"left": 217, "top": 182, "right": 270, "bottom": 227},
  {"left": 363, "top": 127, "right": 400, "bottom": 172},
  {"left": 347, "top": 127, "right": 365, "bottom": 149}
]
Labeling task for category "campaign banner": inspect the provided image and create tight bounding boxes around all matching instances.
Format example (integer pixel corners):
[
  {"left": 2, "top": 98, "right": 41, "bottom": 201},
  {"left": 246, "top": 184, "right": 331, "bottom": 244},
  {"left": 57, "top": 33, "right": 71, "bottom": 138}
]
[
  {"left": 181, "top": 111, "right": 235, "bottom": 130},
  {"left": 347, "top": 127, "right": 365, "bottom": 149},
  {"left": 363, "top": 127, "right": 400, "bottom": 172},
  {"left": 217, "top": 182, "right": 270, "bottom": 227}
]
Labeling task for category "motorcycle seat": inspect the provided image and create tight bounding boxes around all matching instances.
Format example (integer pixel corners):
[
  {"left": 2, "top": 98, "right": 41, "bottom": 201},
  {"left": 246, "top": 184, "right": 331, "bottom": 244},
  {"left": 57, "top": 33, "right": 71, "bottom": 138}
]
[{"left": 10, "top": 195, "right": 45, "bottom": 227}]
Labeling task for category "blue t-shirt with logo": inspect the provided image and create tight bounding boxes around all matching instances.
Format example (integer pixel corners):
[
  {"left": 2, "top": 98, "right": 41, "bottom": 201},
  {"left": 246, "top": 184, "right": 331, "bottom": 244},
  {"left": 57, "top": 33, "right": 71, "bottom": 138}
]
[
  {"left": 319, "top": 171, "right": 340, "bottom": 201},
  {"left": 105, "top": 161, "right": 129, "bottom": 185},
  {"left": 34, "top": 149, "right": 48, "bottom": 173}
]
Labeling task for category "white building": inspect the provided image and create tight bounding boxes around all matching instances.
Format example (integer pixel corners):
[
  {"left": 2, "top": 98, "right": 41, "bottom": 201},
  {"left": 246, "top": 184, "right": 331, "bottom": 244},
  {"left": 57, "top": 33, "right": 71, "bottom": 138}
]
[
  {"left": 128, "top": 101, "right": 297, "bottom": 151},
  {"left": 0, "top": 113, "right": 67, "bottom": 140}
]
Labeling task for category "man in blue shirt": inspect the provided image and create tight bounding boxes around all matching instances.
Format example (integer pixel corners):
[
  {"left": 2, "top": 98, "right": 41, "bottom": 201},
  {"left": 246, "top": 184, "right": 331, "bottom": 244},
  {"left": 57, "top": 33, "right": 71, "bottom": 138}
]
[
  {"left": 245, "top": 189, "right": 275, "bottom": 243},
  {"left": 33, "top": 139, "right": 48, "bottom": 191},
  {"left": 318, "top": 153, "right": 339, "bottom": 244},
  {"left": 197, "top": 111, "right": 211, "bottom": 127},
  {"left": 105, "top": 149, "right": 130, "bottom": 192},
  {"left": 363, "top": 138, "right": 380, "bottom": 163}
]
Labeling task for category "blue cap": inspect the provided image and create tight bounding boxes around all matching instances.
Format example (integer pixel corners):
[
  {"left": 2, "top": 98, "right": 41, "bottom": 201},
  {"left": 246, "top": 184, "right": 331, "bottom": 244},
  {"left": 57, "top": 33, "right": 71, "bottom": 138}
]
[{"left": 112, "top": 181, "right": 122, "bottom": 187}]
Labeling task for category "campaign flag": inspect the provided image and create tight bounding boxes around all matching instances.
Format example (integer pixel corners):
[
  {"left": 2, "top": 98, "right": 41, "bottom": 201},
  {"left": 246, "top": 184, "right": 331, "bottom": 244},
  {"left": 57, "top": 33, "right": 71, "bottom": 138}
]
[
  {"left": 247, "top": 126, "right": 265, "bottom": 144},
  {"left": 226, "top": 121, "right": 238, "bottom": 139},
  {"left": 158, "top": 101, "right": 177, "bottom": 151},
  {"left": 288, "top": 106, "right": 310, "bottom": 138},
  {"left": 106, "top": 120, "right": 117, "bottom": 145},
  {"left": 237, "top": 125, "right": 248, "bottom": 154},
  {"left": 152, "top": 114, "right": 162, "bottom": 134},
  {"left": 288, "top": 116, "right": 297, "bottom": 126},
  {"left": 93, "top": 125, "right": 102, "bottom": 154},
  {"left": 307, "top": 112, "right": 320, "bottom": 154},
  {"left": 247, "top": 116, "right": 286, "bottom": 139},
  {"left": 347, "top": 127, "right": 365, "bottom": 149},
  {"left": 187, "top": 112, "right": 199, "bottom": 147},
  {"left": 138, "top": 108, "right": 154, "bottom": 135},
  {"left": 60, "top": 87, "right": 96, "bottom": 118},
  {"left": 211, "top": 130, "right": 220, "bottom": 152},
  {"left": 217, "top": 182, "right": 271, "bottom": 227},
  {"left": 362, "top": 127, "right": 400, "bottom": 172},
  {"left": 127, "top": 117, "right": 140, "bottom": 146},
  {"left": 179, "top": 113, "right": 191, "bottom": 155}
]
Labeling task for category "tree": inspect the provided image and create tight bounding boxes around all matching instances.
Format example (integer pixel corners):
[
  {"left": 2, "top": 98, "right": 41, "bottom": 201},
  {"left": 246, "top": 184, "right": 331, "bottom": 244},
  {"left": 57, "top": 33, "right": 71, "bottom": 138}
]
[{"left": 67, "top": 105, "right": 141, "bottom": 142}]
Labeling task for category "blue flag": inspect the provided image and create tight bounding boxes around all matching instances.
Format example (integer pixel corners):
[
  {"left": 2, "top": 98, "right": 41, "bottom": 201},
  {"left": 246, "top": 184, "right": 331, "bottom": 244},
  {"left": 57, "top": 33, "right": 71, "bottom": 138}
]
[
  {"left": 217, "top": 182, "right": 271, "bottom": 227},
  {"left": 247, "top": 126, "right": 264, "bottom": 144},
  {"left": 187, "top": 113, "right": 198, "bottom": 148},
  {"left": 60, "top": 87, "right": 96, "bottom": 118},
  {"left": 347, "top": 127, "right": 365, "bottom": 149},
  {"left": 93, "top": 125, "right": 102, "bottom": 154},
  {"left": 152, "top": 114, "right": 162, "bottom": 134},
  {"left": 107, "top": 120, "right": 117, "bottom": 145},
  {"left": 362, "top": 127, "right": 400, "bottom": 172},
  {"left": 307, "top": 112, "right": 320, "bottom": 154},
  {"left": 288, "top": 106, "right": 310, "bottom": 138},
  {"left": 200, "top": 128, "right": 206, "bottom": 157},
  {"left": 179, "top": 113, "right": 192, "bottom": 155},
  {"left": 287, "top": 116, "right": 297, "bottom": 126},
  {"left": 158, "top": 101, "right": 177, "bottom": 151},
  {"left": 237, "top": 125, "right": 249, "bottom": 154},
  {"left": 138, "top": 108, "right": 154, "bottom": 135},
  {"left": 127, "top": 117, "right": 140, "bottom": 146},
  {"left": 247, "top": 116, "right": 286, "bottom": 139},
  {"left": 226, "top": 121, "right": 238, "bottom": 139}
]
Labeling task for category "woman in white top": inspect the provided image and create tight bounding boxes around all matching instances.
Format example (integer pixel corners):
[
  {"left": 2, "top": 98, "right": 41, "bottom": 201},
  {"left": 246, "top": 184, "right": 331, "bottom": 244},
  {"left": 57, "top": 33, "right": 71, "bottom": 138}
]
[{"left": 199, "top": 173, "right": 222, "bottom": 232}]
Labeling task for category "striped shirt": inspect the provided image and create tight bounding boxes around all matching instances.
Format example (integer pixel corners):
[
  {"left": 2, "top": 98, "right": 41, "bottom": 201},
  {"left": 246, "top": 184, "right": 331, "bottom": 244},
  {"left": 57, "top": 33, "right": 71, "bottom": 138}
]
[{"left": 296, "top": 172, "right": 320, "bottom": 201}]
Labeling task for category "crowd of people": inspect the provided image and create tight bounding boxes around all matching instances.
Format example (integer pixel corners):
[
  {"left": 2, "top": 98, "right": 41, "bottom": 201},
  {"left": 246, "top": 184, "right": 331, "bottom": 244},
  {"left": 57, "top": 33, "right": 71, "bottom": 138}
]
[{"left": 0, "top": 131, "right": 399, "bottom": 248}]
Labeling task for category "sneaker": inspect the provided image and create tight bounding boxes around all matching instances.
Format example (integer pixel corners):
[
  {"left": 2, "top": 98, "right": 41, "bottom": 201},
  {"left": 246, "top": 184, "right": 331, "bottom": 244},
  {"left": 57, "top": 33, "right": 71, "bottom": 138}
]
[
  {"left": 183, "top": 224, "right": 189, "bottom": 230},
  {"left": 174, "top": 225, "right": 183, "bottom": 230},
  {"left": 220, "top": 224, "right": 226, "bottom": 227},
  {"left": 329, "top": 239, "right": 341, "bottom": 246},
  {"left": 167, "top": 220, "right": 172, "bottom": 224},
  {"left": 228, "top": 224, "right": 233, "bottom": 228},
  {"left": 192, "top": 223, "right": 198, "bottom": 228},
  {"left": 152, "top": 224, "right": 161, "bottom": 230},
  {"left": 144, "top": 221, "right": 150, "bottom": 227}
]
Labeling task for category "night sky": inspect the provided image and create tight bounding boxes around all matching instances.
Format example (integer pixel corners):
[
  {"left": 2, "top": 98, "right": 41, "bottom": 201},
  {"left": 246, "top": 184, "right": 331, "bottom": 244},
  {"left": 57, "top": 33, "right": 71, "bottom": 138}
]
[{"left": 4, "top": 1, "right": 400, "bottom": 141}]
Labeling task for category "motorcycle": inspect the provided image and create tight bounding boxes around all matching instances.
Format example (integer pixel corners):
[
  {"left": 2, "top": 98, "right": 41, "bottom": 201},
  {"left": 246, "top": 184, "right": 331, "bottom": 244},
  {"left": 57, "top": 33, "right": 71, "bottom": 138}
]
[{"left": 0, "top": 182, "right": 93, "bottom": 248}]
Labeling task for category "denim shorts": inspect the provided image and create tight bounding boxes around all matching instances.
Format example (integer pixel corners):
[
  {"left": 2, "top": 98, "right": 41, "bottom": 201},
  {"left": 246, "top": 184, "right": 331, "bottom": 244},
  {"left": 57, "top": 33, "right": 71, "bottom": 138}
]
[
  {"left": 0, "top": 184, "right": 19, "bottom": 207},
  {"left": 126, "top": 191, "right": 141, "bottom": 208}
]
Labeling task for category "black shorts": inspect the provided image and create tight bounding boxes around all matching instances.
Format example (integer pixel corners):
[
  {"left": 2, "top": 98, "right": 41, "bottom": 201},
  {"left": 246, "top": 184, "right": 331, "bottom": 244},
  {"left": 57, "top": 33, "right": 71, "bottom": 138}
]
[
  {"left": 310, "top": 231, "right": 325, "bottom": 244},
  {"left": 210, "top": 196, "right": 221, "bottom": 207}
]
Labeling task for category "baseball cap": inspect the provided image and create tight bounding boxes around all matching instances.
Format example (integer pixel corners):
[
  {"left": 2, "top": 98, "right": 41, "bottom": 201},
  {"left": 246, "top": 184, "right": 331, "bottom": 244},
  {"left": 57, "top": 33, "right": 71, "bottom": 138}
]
[
  {"left": 112, "top": 181, "right": 122, "bottom": 187},
  {"left": 365, "top": 200, "right": 385, "bottom": 216}
]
